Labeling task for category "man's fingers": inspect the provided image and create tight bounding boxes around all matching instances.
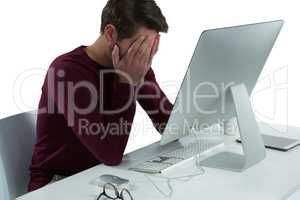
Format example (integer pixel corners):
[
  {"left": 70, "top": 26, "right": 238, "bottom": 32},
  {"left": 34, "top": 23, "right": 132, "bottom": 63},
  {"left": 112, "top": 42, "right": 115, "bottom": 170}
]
[
  {"left": 153, "top": 35, "right": 160, "bottom": 55},
  {"left": 150, "top": 39, "right": 157, "bottom": 59},
  {"left": 145, "top": 38, "right": 154, "bottom": 61},
  {"left": 150, "top": 37, "right": 159, "bottom": 59},
  {"left": 147, "top": 35, "right": 160, "bottom": 68},
  {"left": 146, "top": 39, "right": 157, "bottom": 68},
  {"left": 138, "top": 37, "right": 152, "bottom": 57},
  {"left": 127, "top": 36, "right": 146, "bottom": 60},
  {"left": 137, "top": 37, "right": 153, "bottom": 66},
  {"left": 112, "top": 45, "right": 120, "bottom": 68}
]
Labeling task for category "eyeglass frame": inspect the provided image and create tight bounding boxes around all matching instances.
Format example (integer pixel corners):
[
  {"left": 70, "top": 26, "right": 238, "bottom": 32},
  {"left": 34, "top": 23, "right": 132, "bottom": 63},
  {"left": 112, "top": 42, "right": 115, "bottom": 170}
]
[{"left": 96, "top": 183, "right": 133, "bottom": 200}]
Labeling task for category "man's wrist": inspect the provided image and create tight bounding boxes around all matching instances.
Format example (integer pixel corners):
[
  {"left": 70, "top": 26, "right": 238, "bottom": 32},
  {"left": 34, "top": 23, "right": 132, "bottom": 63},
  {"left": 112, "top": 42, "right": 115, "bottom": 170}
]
[{"left": 118, "top": 76, "right": 144, "bottom": 86}]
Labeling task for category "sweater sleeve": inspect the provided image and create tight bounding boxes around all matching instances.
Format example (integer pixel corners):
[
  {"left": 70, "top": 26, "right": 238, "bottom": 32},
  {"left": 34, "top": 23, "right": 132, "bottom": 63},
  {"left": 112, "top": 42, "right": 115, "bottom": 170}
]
[
  {"left": 47, "top": 63, "right": 136, "bottom": 166},
  {"left": 137, "top": 68, "right": 173, "bottom": 134}
]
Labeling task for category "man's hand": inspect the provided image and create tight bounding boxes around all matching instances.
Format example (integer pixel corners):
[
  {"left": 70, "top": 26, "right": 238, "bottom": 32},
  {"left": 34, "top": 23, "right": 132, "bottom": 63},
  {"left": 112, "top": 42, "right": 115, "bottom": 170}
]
[{"left": 112, "top": 35, "right": 160, "bottom": 86}]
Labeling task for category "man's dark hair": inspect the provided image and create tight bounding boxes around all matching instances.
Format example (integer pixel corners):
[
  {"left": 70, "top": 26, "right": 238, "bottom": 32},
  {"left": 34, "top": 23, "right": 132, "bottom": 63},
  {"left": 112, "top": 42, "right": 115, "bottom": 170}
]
[{"left": 101, "top": 0, "right": 169, "bottom": 39}]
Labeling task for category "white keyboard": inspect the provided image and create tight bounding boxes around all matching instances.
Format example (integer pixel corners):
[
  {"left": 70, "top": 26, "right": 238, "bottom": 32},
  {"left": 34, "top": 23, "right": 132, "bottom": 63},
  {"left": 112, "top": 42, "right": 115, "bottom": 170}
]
[{"left": 129, "top": 138, "right": 223, "bottom": 173}]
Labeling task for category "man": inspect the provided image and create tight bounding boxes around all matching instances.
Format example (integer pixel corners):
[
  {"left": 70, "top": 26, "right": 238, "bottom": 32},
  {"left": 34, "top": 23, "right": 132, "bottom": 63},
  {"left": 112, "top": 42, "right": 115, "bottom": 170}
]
[{"left": 28, "top": 0, "right": 173, "bottom": 191}]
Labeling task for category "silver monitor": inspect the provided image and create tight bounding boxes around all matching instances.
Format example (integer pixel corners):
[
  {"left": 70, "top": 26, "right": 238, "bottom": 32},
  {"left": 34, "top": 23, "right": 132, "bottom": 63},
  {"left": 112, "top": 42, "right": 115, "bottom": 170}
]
[{"left": 160, "top": 20, "right": 284, "bottom": 171}]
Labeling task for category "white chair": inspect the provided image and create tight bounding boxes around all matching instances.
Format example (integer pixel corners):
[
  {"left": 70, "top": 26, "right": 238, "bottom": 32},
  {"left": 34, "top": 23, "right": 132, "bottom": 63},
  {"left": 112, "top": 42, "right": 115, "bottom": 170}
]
[{"left": 0, "top": 111, "right": 37, "bottom": 200}]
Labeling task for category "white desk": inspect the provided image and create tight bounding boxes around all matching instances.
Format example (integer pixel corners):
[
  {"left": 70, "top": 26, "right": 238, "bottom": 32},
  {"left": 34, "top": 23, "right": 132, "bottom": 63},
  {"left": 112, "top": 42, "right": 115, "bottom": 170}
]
[{"left": 17, "top": 123, "right": 300, "bottom": 200}]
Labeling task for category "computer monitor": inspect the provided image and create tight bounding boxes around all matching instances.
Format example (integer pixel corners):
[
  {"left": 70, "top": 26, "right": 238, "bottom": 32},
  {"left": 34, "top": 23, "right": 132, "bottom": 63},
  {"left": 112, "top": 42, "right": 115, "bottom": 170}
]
[{"left": 160, "top": 20, "right": 284, "bottom": 171}]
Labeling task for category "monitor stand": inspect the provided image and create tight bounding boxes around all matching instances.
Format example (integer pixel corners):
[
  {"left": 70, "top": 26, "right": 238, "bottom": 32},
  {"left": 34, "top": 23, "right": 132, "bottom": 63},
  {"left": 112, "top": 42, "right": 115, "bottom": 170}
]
[{"left": 199, "top": 84, "right": 266, "bottom": 172}]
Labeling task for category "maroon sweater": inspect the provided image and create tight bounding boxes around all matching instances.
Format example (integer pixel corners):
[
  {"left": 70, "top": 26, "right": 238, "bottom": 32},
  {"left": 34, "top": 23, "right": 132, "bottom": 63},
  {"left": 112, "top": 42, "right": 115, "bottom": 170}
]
[{"left": 28, "top": 46, "right": 173, "bottom": 192}]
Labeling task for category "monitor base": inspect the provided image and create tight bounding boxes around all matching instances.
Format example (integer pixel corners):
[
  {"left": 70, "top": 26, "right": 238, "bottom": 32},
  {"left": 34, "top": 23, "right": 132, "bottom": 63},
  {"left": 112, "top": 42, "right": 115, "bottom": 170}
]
[{"left": 199, "top": 84, "right": 266, "bottom": 172}]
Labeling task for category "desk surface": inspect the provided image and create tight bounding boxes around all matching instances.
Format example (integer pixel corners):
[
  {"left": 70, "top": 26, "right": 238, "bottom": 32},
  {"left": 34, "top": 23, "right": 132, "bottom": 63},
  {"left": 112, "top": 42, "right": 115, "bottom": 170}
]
[{"left": 17, "top": 123, "right": 300, "bottom": 200}]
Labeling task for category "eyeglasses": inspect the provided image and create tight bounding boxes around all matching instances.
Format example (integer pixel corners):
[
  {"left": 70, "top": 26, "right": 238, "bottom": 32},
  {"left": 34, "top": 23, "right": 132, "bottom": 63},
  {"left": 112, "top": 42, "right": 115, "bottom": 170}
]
[{"left": 96, "top": 183, "right": 133, "bottom": 200}]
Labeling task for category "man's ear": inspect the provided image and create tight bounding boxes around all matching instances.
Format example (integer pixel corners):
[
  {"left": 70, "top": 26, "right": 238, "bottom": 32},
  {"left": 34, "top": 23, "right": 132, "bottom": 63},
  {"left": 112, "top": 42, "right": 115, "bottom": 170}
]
[{"left": 103, "top": 24, "right": 118, "bottom": 49}]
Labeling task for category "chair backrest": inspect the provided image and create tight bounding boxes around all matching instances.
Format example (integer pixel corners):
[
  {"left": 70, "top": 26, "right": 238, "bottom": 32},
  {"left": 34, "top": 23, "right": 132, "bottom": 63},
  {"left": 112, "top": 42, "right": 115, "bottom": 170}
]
[{"left": 0, "top": 111, "right": 37, "bottom": 200}]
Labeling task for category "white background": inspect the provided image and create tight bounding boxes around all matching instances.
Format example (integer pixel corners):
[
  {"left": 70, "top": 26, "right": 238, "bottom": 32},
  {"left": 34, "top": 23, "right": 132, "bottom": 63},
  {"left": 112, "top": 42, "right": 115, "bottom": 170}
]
[{"left": 0, "top": 0, "right": 299, "bottom": 153}]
